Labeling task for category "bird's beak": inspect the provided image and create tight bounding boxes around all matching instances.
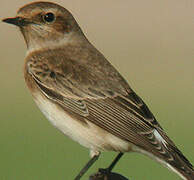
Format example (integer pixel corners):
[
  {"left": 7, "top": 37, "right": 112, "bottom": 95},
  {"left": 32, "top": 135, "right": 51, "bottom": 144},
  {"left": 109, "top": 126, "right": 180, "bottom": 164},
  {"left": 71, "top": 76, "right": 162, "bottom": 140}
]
[{"left": 2, "top": 16, "right": 31, "bottom": 27}]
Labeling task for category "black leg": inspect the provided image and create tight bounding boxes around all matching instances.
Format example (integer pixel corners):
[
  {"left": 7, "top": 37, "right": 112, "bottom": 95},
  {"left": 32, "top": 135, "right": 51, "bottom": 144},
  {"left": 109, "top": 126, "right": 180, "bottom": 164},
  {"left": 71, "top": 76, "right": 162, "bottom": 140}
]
[
  {"left": 99, "top": 152, "right": 124, "bottom": 175},
  {"left": 74, "top": 154, "right": 100, "bottom": 180},
  {"left": 108, "top": 152, "right": 124, "bottom": 171}
]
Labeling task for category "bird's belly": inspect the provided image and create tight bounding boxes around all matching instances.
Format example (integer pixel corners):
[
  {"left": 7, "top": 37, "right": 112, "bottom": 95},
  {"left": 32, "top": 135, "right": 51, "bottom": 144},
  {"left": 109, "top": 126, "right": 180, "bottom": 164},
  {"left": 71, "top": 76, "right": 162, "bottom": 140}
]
[{"left": 32, "top": 92, "right": 131, "bottom": 153}]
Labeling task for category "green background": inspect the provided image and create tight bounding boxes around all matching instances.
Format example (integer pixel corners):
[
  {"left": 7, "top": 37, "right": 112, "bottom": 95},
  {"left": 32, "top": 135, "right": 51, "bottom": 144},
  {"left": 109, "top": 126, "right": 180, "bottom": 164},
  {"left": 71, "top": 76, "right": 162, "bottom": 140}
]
[{"left": 0, "top": 0, "right": 193, "bottom": 179}]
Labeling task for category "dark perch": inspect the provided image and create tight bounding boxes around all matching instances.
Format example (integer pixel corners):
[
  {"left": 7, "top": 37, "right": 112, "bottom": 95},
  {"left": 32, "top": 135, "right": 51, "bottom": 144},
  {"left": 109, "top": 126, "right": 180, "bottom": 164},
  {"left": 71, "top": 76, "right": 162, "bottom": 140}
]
[
  {"left": 88, "top": 153, "right": 129, "bottom": 180},
  {"left": 89, "top": 169, "right": 129, "bottom": 180},
  {"left": 75, "top": 153, "right": 129, "bottom": 180}
]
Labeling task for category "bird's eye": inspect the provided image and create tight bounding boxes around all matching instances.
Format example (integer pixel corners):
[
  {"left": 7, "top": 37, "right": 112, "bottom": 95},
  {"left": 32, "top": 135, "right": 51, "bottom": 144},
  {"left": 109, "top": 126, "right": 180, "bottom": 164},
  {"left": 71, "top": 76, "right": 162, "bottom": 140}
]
[{"left": 43, "top": 12, "right": 55, "bottom": 23}]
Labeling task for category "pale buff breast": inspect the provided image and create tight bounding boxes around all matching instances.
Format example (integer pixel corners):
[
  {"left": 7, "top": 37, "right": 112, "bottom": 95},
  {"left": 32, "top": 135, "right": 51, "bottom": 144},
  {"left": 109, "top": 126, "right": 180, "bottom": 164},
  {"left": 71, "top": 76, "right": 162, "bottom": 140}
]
[{"left": 32, "top": 91, "right": 132, "bottom": 155}]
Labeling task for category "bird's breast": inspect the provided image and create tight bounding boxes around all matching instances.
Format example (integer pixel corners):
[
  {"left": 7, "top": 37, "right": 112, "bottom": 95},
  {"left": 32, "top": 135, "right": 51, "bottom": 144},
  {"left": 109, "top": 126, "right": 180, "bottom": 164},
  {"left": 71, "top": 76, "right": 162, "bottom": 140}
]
[{"left": 29, "top": 89, "right": 132, "bottom": 153}]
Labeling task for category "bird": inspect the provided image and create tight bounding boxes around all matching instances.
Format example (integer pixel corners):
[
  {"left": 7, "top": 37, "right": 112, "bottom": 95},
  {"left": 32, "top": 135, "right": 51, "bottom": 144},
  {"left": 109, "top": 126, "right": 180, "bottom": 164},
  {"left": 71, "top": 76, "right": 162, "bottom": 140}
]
[{"left": 2, "top": 1, "right": 194, "bottom": 180}]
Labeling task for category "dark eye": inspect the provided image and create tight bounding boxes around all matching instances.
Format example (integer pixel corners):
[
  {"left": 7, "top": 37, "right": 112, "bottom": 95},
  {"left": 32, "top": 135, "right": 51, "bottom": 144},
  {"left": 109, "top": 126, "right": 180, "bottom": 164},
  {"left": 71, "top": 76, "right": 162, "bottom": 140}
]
[{"left": 43, "top": 12, "right": 55, "bottom": 23}]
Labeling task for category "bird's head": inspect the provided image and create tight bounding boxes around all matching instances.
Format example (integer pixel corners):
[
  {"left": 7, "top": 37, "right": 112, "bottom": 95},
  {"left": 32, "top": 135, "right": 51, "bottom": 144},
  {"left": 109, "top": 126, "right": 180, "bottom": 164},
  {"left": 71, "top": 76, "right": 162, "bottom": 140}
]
[{"left": 3, "top": 2, "right": 84, "bottom": 52}]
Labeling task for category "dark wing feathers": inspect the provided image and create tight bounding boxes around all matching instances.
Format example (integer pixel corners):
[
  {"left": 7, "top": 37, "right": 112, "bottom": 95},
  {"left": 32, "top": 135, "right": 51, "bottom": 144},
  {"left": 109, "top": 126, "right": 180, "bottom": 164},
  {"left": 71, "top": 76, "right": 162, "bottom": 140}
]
[
  {"left": 32, "top": 76, "right": 89, "bottom": 117},
  {"left": 34, "top": 75, "right": 163, "bottom": 152},
  {"left": 27, "top": 52, "right": 193, "bottom": 177},
  {"left": 33, "top": 71, "right": 186, "bottom": 159}
]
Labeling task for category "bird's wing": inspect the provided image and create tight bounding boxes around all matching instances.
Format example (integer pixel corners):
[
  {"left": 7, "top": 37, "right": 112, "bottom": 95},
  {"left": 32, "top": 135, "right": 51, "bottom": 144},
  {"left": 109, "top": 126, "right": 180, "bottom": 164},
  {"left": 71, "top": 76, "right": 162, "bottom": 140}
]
[
  {"left": 27, "top": 52, "right": 160, "bottom": 127},
  {"left": 27, "top": 52, "right": 193, "bottom": 176}
]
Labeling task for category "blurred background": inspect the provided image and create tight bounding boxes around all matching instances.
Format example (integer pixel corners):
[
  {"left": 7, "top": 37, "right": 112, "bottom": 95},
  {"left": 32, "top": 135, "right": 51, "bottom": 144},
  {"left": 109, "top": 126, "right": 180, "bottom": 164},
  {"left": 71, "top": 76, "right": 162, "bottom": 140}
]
[{"left": 0, "top": 0, "right": 193, "bottom": 179}]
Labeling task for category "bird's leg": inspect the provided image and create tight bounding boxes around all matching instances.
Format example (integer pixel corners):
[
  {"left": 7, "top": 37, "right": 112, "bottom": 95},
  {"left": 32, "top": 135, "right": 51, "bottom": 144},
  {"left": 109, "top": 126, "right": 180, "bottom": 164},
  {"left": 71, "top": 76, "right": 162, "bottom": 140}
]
[
  {"left": 99, "top": 152, "right": 124, "bottom": 174},
  {"left": 108, "top": 152, "right": 124, "bottom": 172},
  {"left": 74, "top": 153, "right": 100, "bottom": 180}
]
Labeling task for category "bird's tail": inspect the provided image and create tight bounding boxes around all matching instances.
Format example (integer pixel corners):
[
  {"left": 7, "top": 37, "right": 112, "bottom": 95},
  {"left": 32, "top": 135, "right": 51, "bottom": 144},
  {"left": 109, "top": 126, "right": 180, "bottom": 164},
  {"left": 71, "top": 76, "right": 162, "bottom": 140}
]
[
  {"left": 134, "top": 129, "right": 194, "bottom": 180},
  {"left": 135, "top": 143, "right": 194, "bottom": 180},
  {"left": 162, "top": 142, "right": 194, "bottom": 180}
]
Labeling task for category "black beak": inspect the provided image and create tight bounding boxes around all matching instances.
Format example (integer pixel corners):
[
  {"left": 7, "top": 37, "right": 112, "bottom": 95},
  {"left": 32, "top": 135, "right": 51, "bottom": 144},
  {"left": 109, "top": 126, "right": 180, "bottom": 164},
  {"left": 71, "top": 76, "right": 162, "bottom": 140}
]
[{"left": 2, "top": 17, "right": 31, "bottom": 27}]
